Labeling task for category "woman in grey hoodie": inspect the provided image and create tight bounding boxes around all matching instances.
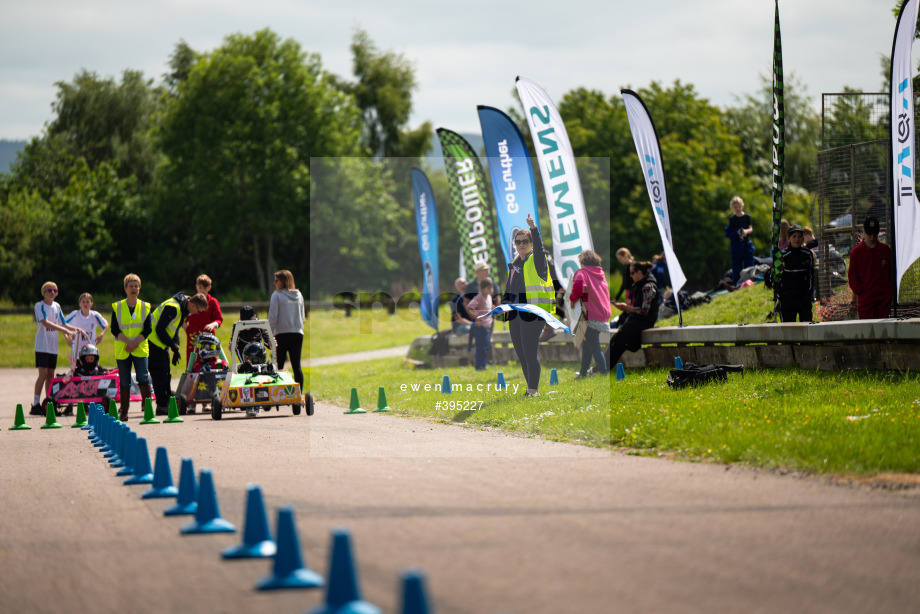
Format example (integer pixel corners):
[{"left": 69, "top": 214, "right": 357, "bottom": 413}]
[{"left": 268, "top": 269, "right": 305, "bottom": 393}]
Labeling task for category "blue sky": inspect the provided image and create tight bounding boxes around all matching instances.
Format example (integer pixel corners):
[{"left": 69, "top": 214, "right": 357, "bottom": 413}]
[{"left": 0, "top": 0, "right": 906, "bottom": 140}]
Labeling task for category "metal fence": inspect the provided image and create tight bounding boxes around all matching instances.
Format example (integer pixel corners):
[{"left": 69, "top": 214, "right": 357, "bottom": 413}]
[{"left": 813, "top": 93, "right": 920, "bottom": 320}]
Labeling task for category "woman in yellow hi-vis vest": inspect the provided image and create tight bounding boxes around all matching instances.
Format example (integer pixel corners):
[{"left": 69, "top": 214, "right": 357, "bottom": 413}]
[
  {"left": 501, "top": 214, "right": 555, "bottom": 397},
  {"left": 110, "top": 274, "right": 153, "bottom": 421}
]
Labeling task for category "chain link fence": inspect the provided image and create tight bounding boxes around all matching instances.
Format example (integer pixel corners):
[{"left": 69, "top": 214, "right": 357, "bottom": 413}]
[{"left": 813, "top": 93, "right": 920, "bottom": 320}]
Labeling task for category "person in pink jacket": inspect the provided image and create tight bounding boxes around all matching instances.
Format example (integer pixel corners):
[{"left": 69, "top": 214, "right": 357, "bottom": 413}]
[{"left": 570, "top": 250, "right": 611, "bottom": 377}]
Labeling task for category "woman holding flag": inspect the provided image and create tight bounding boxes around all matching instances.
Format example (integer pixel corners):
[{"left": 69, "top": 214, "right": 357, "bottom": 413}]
[{"left": 502, "top": 214, "right": 555, "bottom": 397}]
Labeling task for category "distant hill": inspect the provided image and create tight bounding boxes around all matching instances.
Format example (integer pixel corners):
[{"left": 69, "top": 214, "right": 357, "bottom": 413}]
[{"left": 0, "top": 140, "right": 26, "bottom": 174}]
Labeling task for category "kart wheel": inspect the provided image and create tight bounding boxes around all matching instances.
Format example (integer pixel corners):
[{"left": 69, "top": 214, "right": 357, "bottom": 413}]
[
  {"left": 177, "top": 394, "right": 188, "bottom": 415},
  {"left": 211, "top": 393, "right": 223, "bottom": 420},
  {"left": 306, "top": 393, "right": 315, "bottom": 416},
  {"left": 292, "top": 403, "right": 301, "bottom": 416}
]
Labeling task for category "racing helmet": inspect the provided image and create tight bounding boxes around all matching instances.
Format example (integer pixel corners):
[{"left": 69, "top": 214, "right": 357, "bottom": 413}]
[
  {"left": 197, "top": 332, "right": 221, "bottom": 361},
  {"left": 79, "top": 344, "right": 100, "bottom": 370},
  {"left": 242, "top": 341, "right": 266, "bottom": 365}
]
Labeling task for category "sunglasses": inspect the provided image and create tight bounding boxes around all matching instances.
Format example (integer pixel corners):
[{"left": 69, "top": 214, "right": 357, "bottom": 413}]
[
  {"left": 515, "top": 238, "right": 532, "bottom": 245},
  {"left": 44, "top": 289, "right": 58, "bottom": 294}
]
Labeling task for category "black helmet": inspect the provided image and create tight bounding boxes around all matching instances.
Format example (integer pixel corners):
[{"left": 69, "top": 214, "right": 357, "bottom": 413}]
[
  {"left": 79, "top": 344, "right": 100, "bottom": 369},
  {"left": 197, "top": 332, "right": 220, "bottom": 360},
  {"left": 242, "top": 342, "right": 266, "bottom": 365}
]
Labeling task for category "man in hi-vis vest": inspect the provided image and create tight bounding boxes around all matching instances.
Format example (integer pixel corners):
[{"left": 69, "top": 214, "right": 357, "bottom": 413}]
[
  {"left": 148, "top": 293, "right": 207, "bottom": 415},
  {"left": 110, "top": 273, "right": 153, "bottom": 421}
]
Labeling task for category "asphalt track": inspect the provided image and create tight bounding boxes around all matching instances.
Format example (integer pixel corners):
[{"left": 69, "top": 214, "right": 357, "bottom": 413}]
[{"left": 1, "top": 367, "right": 919, "bottom": 614}]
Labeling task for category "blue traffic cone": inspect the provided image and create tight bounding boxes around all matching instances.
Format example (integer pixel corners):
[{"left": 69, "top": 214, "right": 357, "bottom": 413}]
[
  {"left": 94, "top": 415, "right": 111, "bottom": 448},
  {"left": 89, "top": 406, "right": 104, "bottom": 441},
  {"left": 308, "top": 527, "right": 381, "bottom": 614},
  {"left": 256, "top": 506, "right": 323, "bottom": 589},
  {"left": 549, "top": 368, "right": 559, "bottom": 386},
  {"left": 116, "top": 431, "right": 138, "bottom": 477},
  {"left": 441, "top": 375, "right": 451, "bottom": 395},
  {"left": 675, "top": 355, "right": 684, "bottom": 370},
  {"left": 399, "top": 569, "right": 432, "bottom": 614},
  {"left": 223, "top": 484, "right": 276, "bottom": 559},
  {"left": 180, "top": 469, "right": 236, "bottom": 534},
  {"left": 616, "top": 363, "right": 625, "bottom": 381},
  {"left": 164, "top": 457, "right": 198, "bottom": 516},
  {"left": 124, "top": 437, "right": 154, "bottom": 485},
  {"left": 496, "top": 371, "right": 506, "bottom": 391},
  {"left": 81, "top": 402, "right": 95, "bottom": 431},
  {"left": 142, "top": 446, "right": 179, "bottom": 499},
  {"left": 108, "top": 423, "right": 127, "bottom": 467},
  {"left": 104, "top": 422, "right": 123, "bottom": 460}
]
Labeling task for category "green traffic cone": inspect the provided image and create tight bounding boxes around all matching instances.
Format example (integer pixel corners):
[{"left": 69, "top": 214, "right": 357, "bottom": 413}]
[
  {"left": 140, "top": 397, "right": 160, "bottom": 425},
  {"left": 41, "top": 402, "right": 62, "bottom": 429},
  {"left": 164, "top": 396, "right": 183, "bottom": 423},
  {"left": 109, "top": 399, "right": 118, "bottom": 420},
  {"left": 71, "top": 401, "right": 87, "bottom": 428},
  {"left": 373, "top": 386, "right": 389, "bottom": 412},
  {"left": 344, "top": 387, "right": 366, "bottom": 414},
  {"left": 9, "top": 403, "right": 31, "bottom": 430}
]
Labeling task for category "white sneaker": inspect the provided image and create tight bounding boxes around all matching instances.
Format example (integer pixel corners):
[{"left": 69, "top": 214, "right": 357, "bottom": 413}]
[{"left": 246, "top": 407, "right": 259, "bottom": 417}]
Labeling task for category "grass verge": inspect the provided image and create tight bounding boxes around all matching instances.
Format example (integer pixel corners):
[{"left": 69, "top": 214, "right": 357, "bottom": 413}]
[{"left": 308, "top": 359, "right": 920, "bottom": 475}]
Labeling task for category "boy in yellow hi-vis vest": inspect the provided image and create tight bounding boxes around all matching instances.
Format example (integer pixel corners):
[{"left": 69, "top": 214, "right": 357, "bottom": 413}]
[{"left": 110, "top": 274, "right": 153, "bottom": 421}]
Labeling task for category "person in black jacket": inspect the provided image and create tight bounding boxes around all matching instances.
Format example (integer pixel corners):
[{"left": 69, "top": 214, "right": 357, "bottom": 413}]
[
  {"left": 777, "top": 224, "right": 815, "bottom": 322},
  {"left": 606, "top": 261, "right": 659, "bottom": 370}
]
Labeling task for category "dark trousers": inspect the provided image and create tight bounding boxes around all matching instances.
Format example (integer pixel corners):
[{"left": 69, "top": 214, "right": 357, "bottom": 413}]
[
  {"left": 509, "top": 315, "right": 544, "bottom": 390},
  {"left": 730, "top": 241, "right": 754, "bottom": 284},
  {"left": 148, "top": 343, "right": 172, "bottom": 408},
  {"left": 605, "top": 318, "right": 650, "bottom": 371},
  {"left": 471, "top": 324, "right": 491, "bottom": 370},
  {"left": 780, "top": 299, "right": 812, "bottom": 322},
  {"left": 275, "top": 332, "right": 304, "bottom": 390},
  {"left": 580, "top": 327, "right": 608, "bottom": 375}
]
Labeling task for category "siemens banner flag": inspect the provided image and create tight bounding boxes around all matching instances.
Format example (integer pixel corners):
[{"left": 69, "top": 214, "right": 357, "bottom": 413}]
[
  {"left": 515, "top": 76, "right": 593, "bottom": 287},
  {"left": 412, "top": 168, "right": 439, "bottom": 331},
  {"left": 477, "top": 105, "right": 541, "bottom": 266},
  {"left": 621, "top": 89, "right": 687, "bottom": 310},
  {"left": 890, "top": 0, "right": 920, "bottom": 303}
]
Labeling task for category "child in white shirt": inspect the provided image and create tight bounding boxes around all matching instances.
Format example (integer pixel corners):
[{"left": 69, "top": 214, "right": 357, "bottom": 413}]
[
  {"left": 33, "top": 281, "right": 78, "bottom": 414},
  {"left": 66, "top": 292, "right": 109, "bottom": 353}
]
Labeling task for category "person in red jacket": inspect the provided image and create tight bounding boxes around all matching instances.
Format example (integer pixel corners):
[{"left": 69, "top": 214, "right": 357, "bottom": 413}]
[
  {"left": 847, "top": 217, "right": 892, "bottom": 319},
  {"left": 570, "top": 250, "right": 611, "bottom": 377},
  {"left": 184, "top": 274, "right": 223, "bottom": 364}
]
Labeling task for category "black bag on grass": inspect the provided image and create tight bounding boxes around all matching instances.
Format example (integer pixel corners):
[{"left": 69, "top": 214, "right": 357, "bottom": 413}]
[
  {"left": 667, "top": 362, "right": 744, "bottom": 389},
  {"left": 429, "top": 330, "right": 452, "bottom": 356}
]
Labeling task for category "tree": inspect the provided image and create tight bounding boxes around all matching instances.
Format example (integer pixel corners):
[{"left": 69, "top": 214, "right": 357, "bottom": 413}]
[
  {"left": 332, "top": 29, "right": 432, "bottom": 159},
  {"left": 155, "top": 29, "right": 364, "bottom": 295}
]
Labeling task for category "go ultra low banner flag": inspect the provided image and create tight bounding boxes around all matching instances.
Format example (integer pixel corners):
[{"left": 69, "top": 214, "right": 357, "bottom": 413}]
[
  {"left": 412, "top": 168, "right": 439, "bottom": 331},
  {"left": 621, "top": 89, "right": 688, "bottom": 302},
  {"left": 436, "top": 128, "right": 503, "bottom": 275},
  {"left": 477, "top": 105, "right": 541, "bottom": 266},
  {"left": 515, "top": 76, "right": 593, "bottom": 288},
  {"left": 770, "top": 0, "right": 786, "bottom": 312},
  {"left": 890, "top": 0, "right": 920, "bottom": 302}
]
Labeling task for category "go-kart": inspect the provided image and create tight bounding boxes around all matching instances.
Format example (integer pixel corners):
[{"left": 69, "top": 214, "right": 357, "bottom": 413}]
[
  {"left": 175, "top": 333, "right": 230, "bottom": 415},
  {"left": 210, "top": 319, "right": 314, "bottom": 420},
  {"left": 43, "top": 331, "right": 148, "bottom": 415}
]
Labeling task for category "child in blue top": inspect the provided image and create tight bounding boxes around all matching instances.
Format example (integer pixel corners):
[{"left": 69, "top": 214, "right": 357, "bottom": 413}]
[
  {"left": 33, "top": 281, "right": 79, "bottom": 414},
  {"left": 724, "top": 196, "right": 755, "bottom": 286}
]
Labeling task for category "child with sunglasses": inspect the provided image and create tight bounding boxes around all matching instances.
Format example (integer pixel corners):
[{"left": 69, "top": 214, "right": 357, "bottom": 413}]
[{"left": 32, "top": 282, "right": 79, "bottom": 415}]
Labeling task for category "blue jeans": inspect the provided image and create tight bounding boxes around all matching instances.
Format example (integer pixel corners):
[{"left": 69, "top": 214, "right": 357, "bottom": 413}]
[
  {"left": 580, "top": 327, "right": 608, "bottom": 375},
  {"left": 116, "top": 355, "right": 149, "bottom": 389},
  {"left": 471, "top": 325, "right": 491, "bottom": 370}
]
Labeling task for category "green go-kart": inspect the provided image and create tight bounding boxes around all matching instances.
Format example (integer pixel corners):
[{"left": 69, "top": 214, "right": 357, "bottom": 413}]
[{"left": 210, "top": 319, "right": 314, "bottom": 420}]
